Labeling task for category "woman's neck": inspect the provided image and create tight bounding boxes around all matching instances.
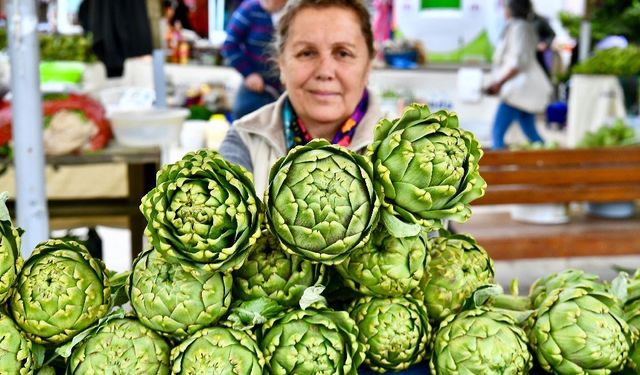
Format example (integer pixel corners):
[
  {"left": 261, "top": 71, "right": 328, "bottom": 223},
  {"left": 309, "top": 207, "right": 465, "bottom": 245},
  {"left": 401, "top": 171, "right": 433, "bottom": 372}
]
[{"left": 303, "top": 119, "right": 344, "bottom": 141}]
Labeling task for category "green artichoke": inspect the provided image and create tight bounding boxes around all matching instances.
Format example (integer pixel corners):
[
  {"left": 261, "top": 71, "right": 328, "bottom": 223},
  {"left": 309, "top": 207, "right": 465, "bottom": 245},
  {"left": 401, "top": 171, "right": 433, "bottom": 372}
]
[
  {"left": 129, "top": 248, "right": 232, "bottom": 340},
  {"left": 67, "top": 318, "right": 170, "bottom": 374},
  {"left": 368, "top": 103, "right": 486, "bottom": 233},
  {"left": 430, "top": 307, "right": 533, "bottom": 374},
  {"left": 171, "top": 326, "right": 265, "bottom": 374},
  {"left": 265, "top": 139, "right": 380, "bottom": 265},
  {"left": 416, "top": 231, "right": 494, "bottom": 324},
  {"left": 336, "top": 226, "right": 429, "bottom": 297},
  {"left": 529, "top": 287, "right": 633, "bottom": 374},
  {"left": 529, "top": 268, "right": 604, "bottom": 308},
  {"left": 140, "top": 149, "right": 262, "bottom": 272},
  {"left": 0, "top": 192, "right": 23, "bottom": 304},
  {"left": 620, "top": 271, "right": 640, "bottom": 373},
  {"left": 261, "top": 308, "right": 364, "bottom": 374},
  {"left": 233, "top": 231, "right": 325, "bottom": 307},
  {"left": 10, "top": 239, "right": 111, "bottom": 345},
  {"left": 0, "top": 312, "right": 35, "bottom": 375},
  {"left": 349, "top": 296, "right": 431, "bottom": 373}
]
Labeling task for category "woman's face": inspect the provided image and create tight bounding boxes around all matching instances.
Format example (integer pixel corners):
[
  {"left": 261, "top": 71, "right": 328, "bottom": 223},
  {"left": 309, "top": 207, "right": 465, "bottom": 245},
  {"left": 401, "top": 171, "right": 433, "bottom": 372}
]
[{"left": 278, "top": 6, "right": 371, "bottom": 132}]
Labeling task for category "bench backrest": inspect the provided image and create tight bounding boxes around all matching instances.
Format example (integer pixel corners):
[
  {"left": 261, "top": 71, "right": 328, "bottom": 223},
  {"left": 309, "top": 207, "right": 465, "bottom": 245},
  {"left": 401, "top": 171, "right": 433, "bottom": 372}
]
[{"left": 475, "top": 146, "right": 640, "bottom": 205}]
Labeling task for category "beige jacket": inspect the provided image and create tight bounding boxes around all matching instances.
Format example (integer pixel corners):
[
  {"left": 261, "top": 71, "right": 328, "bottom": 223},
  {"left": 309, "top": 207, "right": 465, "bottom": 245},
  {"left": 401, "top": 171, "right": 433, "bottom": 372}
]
[{"left": 233, "top": 93, "right": 384, "bottom": 197}]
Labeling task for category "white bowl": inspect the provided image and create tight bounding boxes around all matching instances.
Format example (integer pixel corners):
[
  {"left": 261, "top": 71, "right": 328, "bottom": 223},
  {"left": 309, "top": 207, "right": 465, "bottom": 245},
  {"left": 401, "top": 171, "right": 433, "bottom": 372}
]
[{"left": 109, "top": 108, "right": 189, "bottom": 147}]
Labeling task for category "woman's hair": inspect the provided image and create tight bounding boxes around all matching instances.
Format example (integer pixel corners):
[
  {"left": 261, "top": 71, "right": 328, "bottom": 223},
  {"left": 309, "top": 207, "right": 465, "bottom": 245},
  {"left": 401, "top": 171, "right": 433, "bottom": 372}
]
[
  {"left": 507, "top": 0, "right": 533, "bottom": 20},
  {"left": 274, "top": 0, "right": 375, "bottom": 58}
]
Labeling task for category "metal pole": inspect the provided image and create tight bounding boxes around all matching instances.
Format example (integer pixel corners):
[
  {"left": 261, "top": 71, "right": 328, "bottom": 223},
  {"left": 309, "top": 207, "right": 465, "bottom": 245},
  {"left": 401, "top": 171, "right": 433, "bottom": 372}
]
[
  {"left": 7, "top": 0, "right": 49, "bottom": 256},
  {"left": 578, "top": 20, "right": 591, "bottom": 62}
]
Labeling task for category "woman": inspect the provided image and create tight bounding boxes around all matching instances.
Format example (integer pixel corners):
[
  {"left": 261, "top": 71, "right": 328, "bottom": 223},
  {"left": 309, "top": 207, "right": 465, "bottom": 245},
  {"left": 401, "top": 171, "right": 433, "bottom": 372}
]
[
  {"left": 486, "top": 0, "right": 552, "bottom": 149},
  {"left": 219, "top": 0, "right": 383, "bottom": 196}
]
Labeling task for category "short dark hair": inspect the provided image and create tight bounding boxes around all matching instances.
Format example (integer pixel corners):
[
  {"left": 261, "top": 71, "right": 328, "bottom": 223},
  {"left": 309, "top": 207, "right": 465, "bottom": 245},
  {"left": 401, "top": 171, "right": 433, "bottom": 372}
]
[
  {"left": 507, "top": 0, "right": 533, "bottom": 20},
  {"left": 275, "top": 0, "right": 375, "bottom": 59}
]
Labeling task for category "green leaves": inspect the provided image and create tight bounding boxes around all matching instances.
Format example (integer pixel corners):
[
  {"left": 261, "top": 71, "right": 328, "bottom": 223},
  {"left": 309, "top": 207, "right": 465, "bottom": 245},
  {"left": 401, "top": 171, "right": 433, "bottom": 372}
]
[
  {"left": 67, "top": 317, "right": 170, "bottom": 374},
  {"left": 337, "top": 226, "right": 430, "bottom": 297},
  {"left": 430, "top": 307, "right": 533, "bottom": 374},
  {"left": 140, "top": 149, "right": 262, "bottom": 272},
  {"left": 369, "top": 103, "right": 486, "bottom": 232},
  {"left": 0, "top": 192, "right": 23, "bottom": 305},
  {"left": 349, "top": 296, "right": 431, "bottom": 372},
  {"left": 265, "top": 139, "right": 380, "bottom": 265},
  {"left": 260, "top": 308, "right": 364, "bottom": 374},
  {"left": 129, "top": 248, "right": 232, "bottom": 341},
  {"left": 529, "top": 287, "right": 633, "bottom": 374},
  {"left": 171, "top": 327, "right": 264, "bottom": 375},
  {"left": 9, "top": 239, "right": 111, "bottom": 346},
  {"left": 0, "top": 313, "right": 36, "bottom": 375}
]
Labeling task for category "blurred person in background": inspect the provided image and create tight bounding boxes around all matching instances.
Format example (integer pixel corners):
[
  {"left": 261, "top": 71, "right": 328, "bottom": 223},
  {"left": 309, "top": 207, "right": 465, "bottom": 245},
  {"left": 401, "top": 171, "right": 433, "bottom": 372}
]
[
  {"left": 486, "top": 0, "right": 552, "bottom": 149},
  {"left": 532, "top": 12, "right": 555, "bottom": 78},
  {"left": 222, "top": 0, "right": 287, "bottom": 120},
  {"left": 219, "top": 0, "right": 383, "bottom": 196}
]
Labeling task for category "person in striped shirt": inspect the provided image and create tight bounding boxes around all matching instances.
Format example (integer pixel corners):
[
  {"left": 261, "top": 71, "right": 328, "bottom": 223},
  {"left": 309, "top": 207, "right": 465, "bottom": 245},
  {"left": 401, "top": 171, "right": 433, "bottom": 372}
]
[{"left": 222, "top": 0, "right": 287, "bottom": 120}]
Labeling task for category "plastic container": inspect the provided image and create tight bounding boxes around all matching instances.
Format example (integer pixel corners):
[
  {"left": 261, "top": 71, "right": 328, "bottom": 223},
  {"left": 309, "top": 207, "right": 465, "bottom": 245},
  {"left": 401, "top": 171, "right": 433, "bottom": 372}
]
[{"left": 108, "top": 108, "right": 189, "bottom": 147}]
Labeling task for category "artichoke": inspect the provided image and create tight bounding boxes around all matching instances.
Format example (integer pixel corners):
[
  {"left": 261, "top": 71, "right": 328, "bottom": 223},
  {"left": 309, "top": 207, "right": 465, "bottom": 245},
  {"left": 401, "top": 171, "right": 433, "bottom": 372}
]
[
  {"left": 336, "top": 226, "right": 429, "bottom": 297},
  {"left": 416, "top": 231, "right": 494, "bottom": 324},
  {"left": 0, "top": 192, "right": 23, "bottom": 304},
  {"left": 140, "top": 149, "right": 262, "bottom": 272},
  {"left": 529, "top": 268, "right": 604, "bottom": 308},
  {"left": 129, "top": 248, "right": 232, "bottom": 340},
  {"left": 0, "top": 313, "right": 35, "bottom": 375},
  {"left": 621, "top": 271, "right": 640, "bottom": 373},
  {"left": 369, "top": 103, "right": 486, "bottom": 233},
  {"left": 349, "top": 296, "right": 431, "bottom": 373},
  {"left": 233, "top": 231, "right": 325, "bottom": 307},
  {"left": 261, "top": 308, "right": 364, "bottom": 374},
  {"left": 67, "top": 317, "right": 170, "bottom": 374},
  {"left": 265, "top": 139, "right": 380, "bottom": 265},
  {"left": 10, "top": 239, "right": 111, "bottom": 345},
  {"left": 529, "top": 287, "right": 633, "bottom": 374},
  {"left": 171, "top": 326, "right": 265, "bottom": 374},
  {"left": 430, "top": 307, "right": 533, "bottom": 374}
]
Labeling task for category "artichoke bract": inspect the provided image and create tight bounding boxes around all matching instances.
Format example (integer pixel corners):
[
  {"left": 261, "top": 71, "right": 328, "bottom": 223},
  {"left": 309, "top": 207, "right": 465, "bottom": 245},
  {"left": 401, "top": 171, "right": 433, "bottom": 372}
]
[
  {"left": 129, "top": 248, "right": 232, "bottom": 340},
  {"left": 0, "top": 313, "right": 35, "bottom": 375},
  {"left": 140, "top": 149, "right": 262, "bottom": 272},
  {"left": 233, "top": 231, "right": 325, "bottom": 307},
  {"left": 0, "top": 192, "right": 23, "bottom": 304},
  {"left": 529, "top": 287, "right": 633, "bottom": 374},
  {"left": 349, "top": 296, "right": 431, "bottom": 373},
  {"left": 337, "top": 227, "right": 429, "bottom": 297},
  {"left": 624, "top": 271, "right": 640, "bottom": 373},
  {"left": 265, "top": 139, "right": 380, "bottom": 265},
  {"left": 416, "top": 231, "right": 494, "bottom": 324},
  {"left": 369, "top": 103, "right": 486, "bottom": 234},
  {"left": 67, "top": 318, "right": 170, "bottom": 374},
  {"left": 430, "top": 307, "right": 533, "bottom": 375},
  {"left": 10, "top": 239, "right": 110, "bottom": 346},
  {"left": 261, "top": 308, "right": 364, "bottom": 374},
  {"left": 529, "top": 268, "right": 604, "bottom": 308},
  {"left": 171, "top": 326, "right": 265, "bottom": 375}
]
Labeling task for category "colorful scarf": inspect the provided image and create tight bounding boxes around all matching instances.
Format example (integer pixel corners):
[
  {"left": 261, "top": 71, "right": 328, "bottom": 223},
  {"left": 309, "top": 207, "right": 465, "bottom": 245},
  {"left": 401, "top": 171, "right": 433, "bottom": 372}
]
[{"left": 283, "top": 90, "right": 369, "bottom": 150}]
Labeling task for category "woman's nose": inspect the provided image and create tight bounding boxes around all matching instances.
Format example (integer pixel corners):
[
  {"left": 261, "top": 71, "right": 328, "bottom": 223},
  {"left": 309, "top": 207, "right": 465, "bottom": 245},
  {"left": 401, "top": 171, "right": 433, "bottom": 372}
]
[{"left": 314, "top": 55, "right": 336, "bottom": 80}]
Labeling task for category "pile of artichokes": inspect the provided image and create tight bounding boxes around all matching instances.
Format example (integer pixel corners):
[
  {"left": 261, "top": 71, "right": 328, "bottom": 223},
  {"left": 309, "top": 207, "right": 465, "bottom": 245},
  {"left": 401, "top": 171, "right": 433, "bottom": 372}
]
[{"left": 2, "top": 103, "right": 639, "bottom": 374}]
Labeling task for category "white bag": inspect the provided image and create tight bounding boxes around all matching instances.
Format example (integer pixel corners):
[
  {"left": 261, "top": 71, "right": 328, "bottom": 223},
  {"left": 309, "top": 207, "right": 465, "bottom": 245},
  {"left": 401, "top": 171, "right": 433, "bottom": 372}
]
[{"left": 500, "top": 61, "right": 553, "bottom": 113}]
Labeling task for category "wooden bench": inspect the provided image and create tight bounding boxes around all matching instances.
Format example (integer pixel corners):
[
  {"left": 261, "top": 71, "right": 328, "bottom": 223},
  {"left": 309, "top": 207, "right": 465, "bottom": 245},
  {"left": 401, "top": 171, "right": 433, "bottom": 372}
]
[{"left": 455, "top": 146, "right": 640, "bottom": 260}]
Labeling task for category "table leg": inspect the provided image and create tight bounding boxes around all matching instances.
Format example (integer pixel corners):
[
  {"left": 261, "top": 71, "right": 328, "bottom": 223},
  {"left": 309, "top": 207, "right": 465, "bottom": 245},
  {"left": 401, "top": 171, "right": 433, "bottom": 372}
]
[{"left": 127, "top": 163, "right": 156, "bottom": 261}]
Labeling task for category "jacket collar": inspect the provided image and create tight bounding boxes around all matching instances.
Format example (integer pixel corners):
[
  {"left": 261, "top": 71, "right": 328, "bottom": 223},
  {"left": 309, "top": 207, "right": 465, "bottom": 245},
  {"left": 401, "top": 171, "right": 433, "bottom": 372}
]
[{"left": 232, "top": 91, "right": 384, "bottom": 153}]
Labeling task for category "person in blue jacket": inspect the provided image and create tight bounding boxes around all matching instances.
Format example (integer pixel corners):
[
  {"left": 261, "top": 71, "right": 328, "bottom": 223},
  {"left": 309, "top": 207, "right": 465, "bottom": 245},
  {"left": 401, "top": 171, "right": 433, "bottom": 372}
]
[{"left": 222, "top": 0, "right": 287, "bottom": 120}]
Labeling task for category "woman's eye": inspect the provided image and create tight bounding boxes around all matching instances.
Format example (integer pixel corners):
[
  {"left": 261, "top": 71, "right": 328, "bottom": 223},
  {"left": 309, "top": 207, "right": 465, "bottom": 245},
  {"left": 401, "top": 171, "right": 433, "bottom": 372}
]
[
  {"left": 296, "top": 50, "right": 315, "bottom": 58},
  {"left": 336, "top": 49, "right": 354, "bottom": 58}
]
